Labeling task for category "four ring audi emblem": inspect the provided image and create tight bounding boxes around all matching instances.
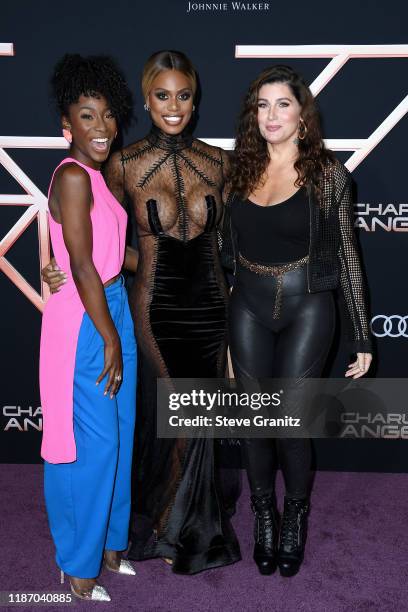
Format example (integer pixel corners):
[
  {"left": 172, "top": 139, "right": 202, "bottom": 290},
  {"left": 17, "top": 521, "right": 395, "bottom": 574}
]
[{"left": 370, "top": 315, "right": 408, "bottom": 338}]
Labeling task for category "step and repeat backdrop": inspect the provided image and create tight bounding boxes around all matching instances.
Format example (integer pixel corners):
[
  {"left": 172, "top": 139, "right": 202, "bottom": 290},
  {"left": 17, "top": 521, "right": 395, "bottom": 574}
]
[{"left": 1, "top": 0, "right": 407, "bottom": 468}]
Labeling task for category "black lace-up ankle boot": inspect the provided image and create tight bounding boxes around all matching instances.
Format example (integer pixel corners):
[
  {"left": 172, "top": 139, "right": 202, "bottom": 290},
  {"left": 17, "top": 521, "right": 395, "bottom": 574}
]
[
  {"left": 278, "top": 496, "right": 309, "bottom": 577},
  {"left": 250, "top": 493, "right": 279, "bottom": 575}
]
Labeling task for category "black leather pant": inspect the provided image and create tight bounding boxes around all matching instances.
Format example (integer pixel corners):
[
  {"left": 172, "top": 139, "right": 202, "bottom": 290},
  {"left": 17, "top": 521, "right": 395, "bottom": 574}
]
[{"left": 228, "top": 261, "right": 335, "bottom": 499}]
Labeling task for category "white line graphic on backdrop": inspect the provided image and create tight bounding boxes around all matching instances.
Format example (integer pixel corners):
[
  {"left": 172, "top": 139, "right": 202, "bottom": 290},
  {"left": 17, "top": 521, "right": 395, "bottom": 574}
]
[
  {"left": 1, "top": 44, "right": 408, "bottom": 310},
  {"left": 0, "top": 43, "right": 13, "bottom": 56}
]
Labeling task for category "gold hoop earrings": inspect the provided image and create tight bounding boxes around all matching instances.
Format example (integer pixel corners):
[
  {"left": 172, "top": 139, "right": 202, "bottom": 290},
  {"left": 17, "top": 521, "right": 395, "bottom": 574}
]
[{"left": 298, "top": 117, "right": 308, "bottom": 140}]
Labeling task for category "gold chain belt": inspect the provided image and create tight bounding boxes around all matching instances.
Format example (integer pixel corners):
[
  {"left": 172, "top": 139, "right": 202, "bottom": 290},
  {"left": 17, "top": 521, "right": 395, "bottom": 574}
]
[{"left": 238, "top": 253, "right": 309, "bottom": 319}]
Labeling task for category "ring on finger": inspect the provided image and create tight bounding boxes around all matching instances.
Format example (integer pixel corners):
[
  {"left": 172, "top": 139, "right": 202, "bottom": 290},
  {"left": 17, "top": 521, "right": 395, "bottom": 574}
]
[{"left": 115, "top": 374, "right": 122, "bottom": 382}]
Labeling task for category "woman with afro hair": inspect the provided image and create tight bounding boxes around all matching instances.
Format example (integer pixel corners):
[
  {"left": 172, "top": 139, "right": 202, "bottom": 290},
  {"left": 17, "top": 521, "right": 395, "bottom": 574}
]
[
  {"left": 43, "top": 50, "right": 241, "bottom": 576},
  {"left": 40, "top": 54, "right": 137, "bottom": 601}
]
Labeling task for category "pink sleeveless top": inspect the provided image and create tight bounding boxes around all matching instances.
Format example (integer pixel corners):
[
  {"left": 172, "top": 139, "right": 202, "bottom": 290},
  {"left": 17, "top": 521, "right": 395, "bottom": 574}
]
[{"left": 39, "top": 157, "right": 127, "bottom": 463}]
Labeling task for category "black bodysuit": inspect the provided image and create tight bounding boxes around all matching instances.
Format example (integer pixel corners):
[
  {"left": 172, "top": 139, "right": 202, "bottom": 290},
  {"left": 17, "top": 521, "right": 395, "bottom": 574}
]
[
  {"left": 232, "top": 187, "right": 310, "bottom": 263},
  {"left": 104, "top": 125, "right": 240, "bottom": 574}
]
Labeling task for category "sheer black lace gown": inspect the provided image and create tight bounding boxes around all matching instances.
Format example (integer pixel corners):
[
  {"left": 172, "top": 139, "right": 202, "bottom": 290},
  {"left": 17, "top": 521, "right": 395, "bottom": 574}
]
[{"left": 105, "top": 125, "right": 241, "bottom": 574}]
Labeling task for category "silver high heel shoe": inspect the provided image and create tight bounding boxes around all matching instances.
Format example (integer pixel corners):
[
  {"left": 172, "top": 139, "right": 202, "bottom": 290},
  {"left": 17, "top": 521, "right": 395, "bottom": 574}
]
[
  {"left": 103, "top": 558, "right": 136, "bottom": 576},
  {"left": 60, "top": 570, "right": 111, "bottom": 601}
]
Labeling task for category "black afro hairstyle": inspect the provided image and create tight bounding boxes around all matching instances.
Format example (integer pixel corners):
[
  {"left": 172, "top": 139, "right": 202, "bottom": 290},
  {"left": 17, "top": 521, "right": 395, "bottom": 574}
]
[{"left": 51, "top": 53, "right": 133, "bottom": 129}]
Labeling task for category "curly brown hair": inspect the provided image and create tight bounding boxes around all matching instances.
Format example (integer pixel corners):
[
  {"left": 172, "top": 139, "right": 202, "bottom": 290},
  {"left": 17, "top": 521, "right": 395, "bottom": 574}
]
[{"left": 229, "top": 65, "right": 334, "bottom": 198}]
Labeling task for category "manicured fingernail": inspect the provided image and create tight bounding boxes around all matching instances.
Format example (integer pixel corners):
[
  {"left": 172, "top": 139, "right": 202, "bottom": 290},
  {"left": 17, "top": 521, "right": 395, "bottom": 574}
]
[
  {"left": 96, "top": 382, "right": 99, "bottom": 386},
  {"left": 62, "top": 278, "right": 67, "bottom": 283},
  {"left": 104, "top": 391, "right": 107, "bottom": 396}
]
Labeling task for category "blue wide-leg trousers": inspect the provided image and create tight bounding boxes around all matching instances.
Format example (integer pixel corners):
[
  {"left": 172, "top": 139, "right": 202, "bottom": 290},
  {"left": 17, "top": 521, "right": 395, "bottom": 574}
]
[{"left": 44, "top": 279, "right": 137, "bottom": 578}]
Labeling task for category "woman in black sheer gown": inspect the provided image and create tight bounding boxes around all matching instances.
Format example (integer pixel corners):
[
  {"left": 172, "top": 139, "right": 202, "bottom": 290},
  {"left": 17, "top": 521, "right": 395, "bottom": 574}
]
[{"left": 103, "top": 51, "right": 240, "bottom": 574}]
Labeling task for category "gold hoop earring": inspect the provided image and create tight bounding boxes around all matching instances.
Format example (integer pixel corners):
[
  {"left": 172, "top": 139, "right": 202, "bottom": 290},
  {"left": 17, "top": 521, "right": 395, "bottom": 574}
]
[{"left": 298, "top": 118, "right": 308, "bottom": 140}]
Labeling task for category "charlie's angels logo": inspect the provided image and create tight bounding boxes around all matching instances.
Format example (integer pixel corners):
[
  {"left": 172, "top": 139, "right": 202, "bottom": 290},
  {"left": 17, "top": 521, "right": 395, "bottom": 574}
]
[
  {"left": 355, "top": 203, "right": 408, "bottom": 232},
  {"left": 1, "top": 43, "right": 408, "bottom": 310},
  {"left": 2, "top": 404, "right": 42, "bottom": 432}
]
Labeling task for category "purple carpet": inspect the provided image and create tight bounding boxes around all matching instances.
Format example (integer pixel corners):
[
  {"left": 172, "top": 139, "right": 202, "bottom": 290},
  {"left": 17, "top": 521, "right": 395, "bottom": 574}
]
[{"left": 1, "top": 465, "right": 407, "bottom": 611}]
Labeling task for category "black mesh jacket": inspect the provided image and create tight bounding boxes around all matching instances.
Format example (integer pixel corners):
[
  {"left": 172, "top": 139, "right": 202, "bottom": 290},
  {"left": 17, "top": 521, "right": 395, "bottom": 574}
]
[{"left": 220, "top": 159, "right": 373, "bottom": 354}]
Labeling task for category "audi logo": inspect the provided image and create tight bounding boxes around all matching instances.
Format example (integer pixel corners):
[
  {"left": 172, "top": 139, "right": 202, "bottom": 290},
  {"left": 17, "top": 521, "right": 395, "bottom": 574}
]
[{"left": 370, "top": 315, "right": 408, "bottom": 338}]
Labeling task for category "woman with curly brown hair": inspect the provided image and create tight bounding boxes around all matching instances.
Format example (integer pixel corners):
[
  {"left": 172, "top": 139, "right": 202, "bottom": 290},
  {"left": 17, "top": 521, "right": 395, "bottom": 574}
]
[{"left": 221, "top": 65, "right": 373, "bottom": 577}]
